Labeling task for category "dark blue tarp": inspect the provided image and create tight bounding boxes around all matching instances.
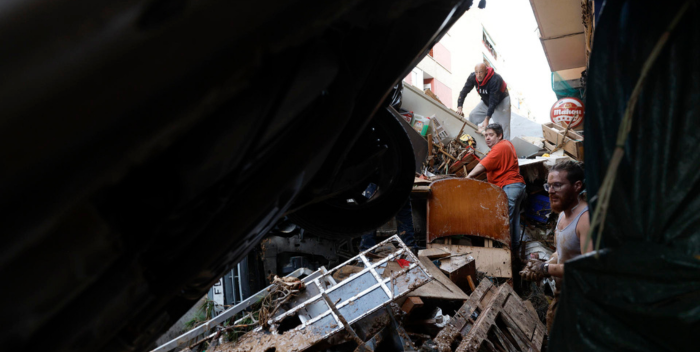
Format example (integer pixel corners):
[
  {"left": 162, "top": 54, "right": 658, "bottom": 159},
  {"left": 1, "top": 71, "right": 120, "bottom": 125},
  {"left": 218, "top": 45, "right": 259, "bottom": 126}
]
[{"left": 550, "top": 1, "right": 700, "bottom": 351}]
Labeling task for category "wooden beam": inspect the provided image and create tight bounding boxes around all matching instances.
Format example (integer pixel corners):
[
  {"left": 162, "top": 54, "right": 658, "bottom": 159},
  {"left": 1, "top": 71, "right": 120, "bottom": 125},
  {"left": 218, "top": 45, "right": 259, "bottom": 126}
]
[
  {"left": 440, "top": 147, "right": 457, "bottom": 161},
  {"left": 428, "top": 133, "right": 434, "bottom": 168},
  {"left": 417, "top": 248, "right": 451, "bottom": 259}
]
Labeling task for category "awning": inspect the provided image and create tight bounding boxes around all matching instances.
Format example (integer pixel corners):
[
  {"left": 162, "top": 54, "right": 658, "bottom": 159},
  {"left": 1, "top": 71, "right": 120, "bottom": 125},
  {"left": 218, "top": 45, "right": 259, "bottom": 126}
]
[{"left": 529, "top": 0, "right": 587, "bottom": 75}]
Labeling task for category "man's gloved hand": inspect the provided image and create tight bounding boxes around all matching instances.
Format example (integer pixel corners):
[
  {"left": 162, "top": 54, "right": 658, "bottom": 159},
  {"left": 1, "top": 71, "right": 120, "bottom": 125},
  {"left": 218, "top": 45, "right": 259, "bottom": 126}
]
[{"left": 519, "top": 260, "right": 549, "bottom": 282}]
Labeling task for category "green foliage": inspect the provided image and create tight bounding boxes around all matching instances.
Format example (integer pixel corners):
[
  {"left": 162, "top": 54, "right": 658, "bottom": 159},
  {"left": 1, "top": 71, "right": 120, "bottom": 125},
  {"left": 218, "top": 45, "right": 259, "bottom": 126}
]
[{"left": 184, "top": 298, "right": 218, "bottom": 331}]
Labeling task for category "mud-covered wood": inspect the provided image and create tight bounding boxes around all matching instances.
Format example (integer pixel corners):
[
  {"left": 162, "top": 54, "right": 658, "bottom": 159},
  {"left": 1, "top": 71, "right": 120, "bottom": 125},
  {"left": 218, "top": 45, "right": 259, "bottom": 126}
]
[
  {"left": 503, "top": 295, "right": 536, "bottom": 340},
  {"left": 455, "top": 284, "right": 545, "bottom": 352},
  {"left": 418, "top": 247, "right": 451, "bottom": 259},
  {"left": 433, "top": 280, "right": 495, "bottom": 352},
  {"left": 455, "top": 283, "right": 511, "bottom": 352},
  {"left": 427, "top": 244, "right": 512, "bottom": 278},
  {"left": 409, "top": 256, "right": 469, "bottom": 301}
]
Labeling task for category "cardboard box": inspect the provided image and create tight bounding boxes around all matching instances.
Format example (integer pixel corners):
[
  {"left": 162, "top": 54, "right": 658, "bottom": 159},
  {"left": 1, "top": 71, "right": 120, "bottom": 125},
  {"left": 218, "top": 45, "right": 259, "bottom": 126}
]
[{"left": 542, "top": 122, "right": 584, "bottom": 160}]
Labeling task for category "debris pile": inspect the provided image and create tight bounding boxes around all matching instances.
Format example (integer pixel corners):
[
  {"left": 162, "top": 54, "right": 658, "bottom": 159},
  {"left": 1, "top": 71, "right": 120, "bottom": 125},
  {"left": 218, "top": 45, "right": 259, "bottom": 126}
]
[
  {"left": 425, "top": 130, "right": 485, "bottom": 181},
  {"left": 156, "top": 236, "right": 547, "bottom": 352},
  {"left": 541, "top": 122, "right": 583, "bottom": 161}
]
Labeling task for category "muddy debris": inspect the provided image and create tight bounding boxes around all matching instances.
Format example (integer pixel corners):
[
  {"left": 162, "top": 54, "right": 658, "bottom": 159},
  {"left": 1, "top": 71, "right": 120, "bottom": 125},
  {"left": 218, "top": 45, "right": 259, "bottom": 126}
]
[{"left": 158, "top": 235, "right": 548, "bottom": 352}]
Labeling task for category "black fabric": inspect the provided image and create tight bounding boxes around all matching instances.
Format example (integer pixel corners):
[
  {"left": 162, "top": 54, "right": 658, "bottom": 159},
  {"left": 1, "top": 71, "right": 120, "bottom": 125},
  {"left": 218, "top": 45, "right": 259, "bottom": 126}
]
[
  {"left": 552, "top": 246, "right": 700, "bottom": 352},
  {"left": 456, "top": 71, "right": 508, "bottom": 116},
  {"left": 550, "top": 1, "right": 700, "bottom": 351}
]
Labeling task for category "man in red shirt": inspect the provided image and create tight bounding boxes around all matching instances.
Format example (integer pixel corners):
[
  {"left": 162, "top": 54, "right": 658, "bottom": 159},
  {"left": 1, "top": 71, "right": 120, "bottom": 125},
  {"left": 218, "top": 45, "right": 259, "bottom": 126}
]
[{"left": 467, "top": 123, "right": 526, "bottom": 252}]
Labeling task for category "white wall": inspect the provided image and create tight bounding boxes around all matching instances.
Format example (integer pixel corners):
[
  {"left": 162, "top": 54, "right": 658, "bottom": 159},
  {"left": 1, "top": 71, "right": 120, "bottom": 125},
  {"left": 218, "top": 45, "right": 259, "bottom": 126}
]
[{"left": 401, "top": 83, "right": 490, "bottom": 155}]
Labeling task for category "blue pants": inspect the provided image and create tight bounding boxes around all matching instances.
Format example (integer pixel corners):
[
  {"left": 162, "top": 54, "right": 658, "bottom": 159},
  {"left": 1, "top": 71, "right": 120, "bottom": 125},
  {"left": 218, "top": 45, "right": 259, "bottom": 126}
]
[
  {"left": 503, "top": 182, "right": 527, "bottom": 252},
  {"left": 360, "top": 200, "right": 416, "bottom": 250}
]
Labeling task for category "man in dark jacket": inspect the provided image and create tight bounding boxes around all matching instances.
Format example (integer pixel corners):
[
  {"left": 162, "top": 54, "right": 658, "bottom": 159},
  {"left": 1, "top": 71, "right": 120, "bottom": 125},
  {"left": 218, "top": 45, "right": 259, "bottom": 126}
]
[{"left": 456, "top": 63, "right": 511, "bottom": 140}]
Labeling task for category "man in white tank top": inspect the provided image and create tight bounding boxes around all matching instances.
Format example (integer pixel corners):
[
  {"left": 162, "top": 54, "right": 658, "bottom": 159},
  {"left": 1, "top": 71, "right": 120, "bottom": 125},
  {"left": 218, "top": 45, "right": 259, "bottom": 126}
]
[{"left": 519, "top": 161, "right": 593, "bottom": 333}]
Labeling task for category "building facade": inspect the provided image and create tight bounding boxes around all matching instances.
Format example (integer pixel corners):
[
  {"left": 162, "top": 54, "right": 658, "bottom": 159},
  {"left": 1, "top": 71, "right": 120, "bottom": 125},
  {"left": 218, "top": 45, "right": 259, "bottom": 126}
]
[{"left": 404, "top": 7, "right": 533, "bottom": 119}]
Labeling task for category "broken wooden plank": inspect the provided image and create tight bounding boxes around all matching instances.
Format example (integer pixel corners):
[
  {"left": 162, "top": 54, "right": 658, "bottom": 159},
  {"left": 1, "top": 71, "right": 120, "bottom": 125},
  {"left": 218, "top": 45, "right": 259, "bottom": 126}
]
[
  {"left": 412, "top": 185, "right": 432, "bottom": 199},
  {"left": 506, "top": 326, "right": 529, "bottom": 352},
  {"left": 436, "top": 145, "right": 457, "bottom": 161},
  {"left": 418, "top": 247, "right": 451, "bottom": 259},
  {"left": 428, "top": 244, "right": 512, "bottom": 279},
  {"left": 523, "top": 300, "right": 538, "bottom": 320},
  {"left": 482, "top": 338, "right": 500, "bottom": 352},
  {"left": 455, "top": 283, "right": 511, "bottom": 352},
  {"left": 409, "top": 256, "right": 469, "bottom": 301},
  {"left": 479, "top": 286, "right": 497, "bottom": 311},
  {"left": 492, "top": 324, "right": 519, "bottom": 352},
  {"left": 503, "top": 294, "right": 538, "bottom": 340},
  {"left": 433, "top": 279, "right": 495, "bottom": 352},
  {"left": 428, "top": 134, "right": 435, "bottom": 168},
  {"left": 501, "top": 284, "right": 545, "bottom": 349},
  {"left": 501, "top": 312, "right": 541, "bottom": 352},
  {"left": 449, "top": 153, "right": 477, "bottom": 173},
  {"left": 453, "top": 283, "right": 545, "bottom": 352}
]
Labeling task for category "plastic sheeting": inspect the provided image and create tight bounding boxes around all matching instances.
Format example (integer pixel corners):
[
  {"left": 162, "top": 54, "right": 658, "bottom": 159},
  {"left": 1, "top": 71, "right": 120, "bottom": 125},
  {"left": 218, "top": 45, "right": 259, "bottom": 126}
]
[
  {"left": 550, "top": 0, "right": 700, "bottom": 351},
  {"left": 551, "top": 71, "right": 582, "bottom": 100}
]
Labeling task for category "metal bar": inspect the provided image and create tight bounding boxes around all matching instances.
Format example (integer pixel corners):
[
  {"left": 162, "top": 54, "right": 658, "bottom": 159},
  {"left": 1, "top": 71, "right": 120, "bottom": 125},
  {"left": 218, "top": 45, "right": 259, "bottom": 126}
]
[
  {"left": 264, "top": 245, "right": 415, "bottom": 326},
  {"left": 540, "top": 31, "right": 585, "bottom": 41},
  {"left": 322, "top": 292, "right": 364, "bottom": 346},
  {"left": 360, "top": 254, "right": 393, "bottom": 299},
  {"left": 226, "top": 235, "right": 434, "bottom": 352},
  {"left": 236, "top": 262, "right": 244, "bottom": 304},
  {"left": 267, "top": 235, "right": 431, "bottom": 334},
  {"left": 151, "top": 267, "right": 317, "bottom": 352}
]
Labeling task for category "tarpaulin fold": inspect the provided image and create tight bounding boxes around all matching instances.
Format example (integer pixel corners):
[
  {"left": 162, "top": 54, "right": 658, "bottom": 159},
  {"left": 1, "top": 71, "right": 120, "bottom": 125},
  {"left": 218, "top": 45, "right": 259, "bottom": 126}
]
[{"left": 550, "top": 0, "right": 700, "bottom": 350}]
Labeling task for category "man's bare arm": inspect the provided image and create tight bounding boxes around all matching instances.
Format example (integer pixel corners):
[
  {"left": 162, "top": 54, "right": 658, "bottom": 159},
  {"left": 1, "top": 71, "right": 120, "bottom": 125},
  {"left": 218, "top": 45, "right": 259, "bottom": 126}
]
[
  {"left": 577, "top": 211, "right": 592, "bottom": 254},
  {"left": 467, "top": 163, "right": 486, "bottom": 179},
  {"left": 547, "top": 263, "right": 564, "bottom": 278},
  {"left": 546, "top": 252, "right": 564, "bottom": 277}
]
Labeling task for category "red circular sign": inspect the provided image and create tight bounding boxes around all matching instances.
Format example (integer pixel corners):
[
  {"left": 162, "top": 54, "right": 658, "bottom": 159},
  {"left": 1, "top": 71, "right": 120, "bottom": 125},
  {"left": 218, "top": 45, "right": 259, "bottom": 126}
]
[{"left": 550, "top": 97, "right": 584, "bottom": 128}]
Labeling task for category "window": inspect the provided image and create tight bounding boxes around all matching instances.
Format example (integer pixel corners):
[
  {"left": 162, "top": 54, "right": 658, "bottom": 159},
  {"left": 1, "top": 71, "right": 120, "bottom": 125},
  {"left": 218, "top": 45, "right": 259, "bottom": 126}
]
[
  {"left": 423, "top": 78, "right": 434, "bottom": 91},
  {"left": 483, "top": 54, "right": 496, "bottom": 71},
  {"left": 410, "top": 68, "right": 424, "bottom": 89},
  {"left": 482, "top": 28, "right": 498, "bottom": 60}
]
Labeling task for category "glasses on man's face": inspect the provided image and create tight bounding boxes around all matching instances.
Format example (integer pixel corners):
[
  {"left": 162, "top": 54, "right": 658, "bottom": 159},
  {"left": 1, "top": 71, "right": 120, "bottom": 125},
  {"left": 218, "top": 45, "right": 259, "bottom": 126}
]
[{"left": 544, "top": 182, "right": 567, "bottom": 192}]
